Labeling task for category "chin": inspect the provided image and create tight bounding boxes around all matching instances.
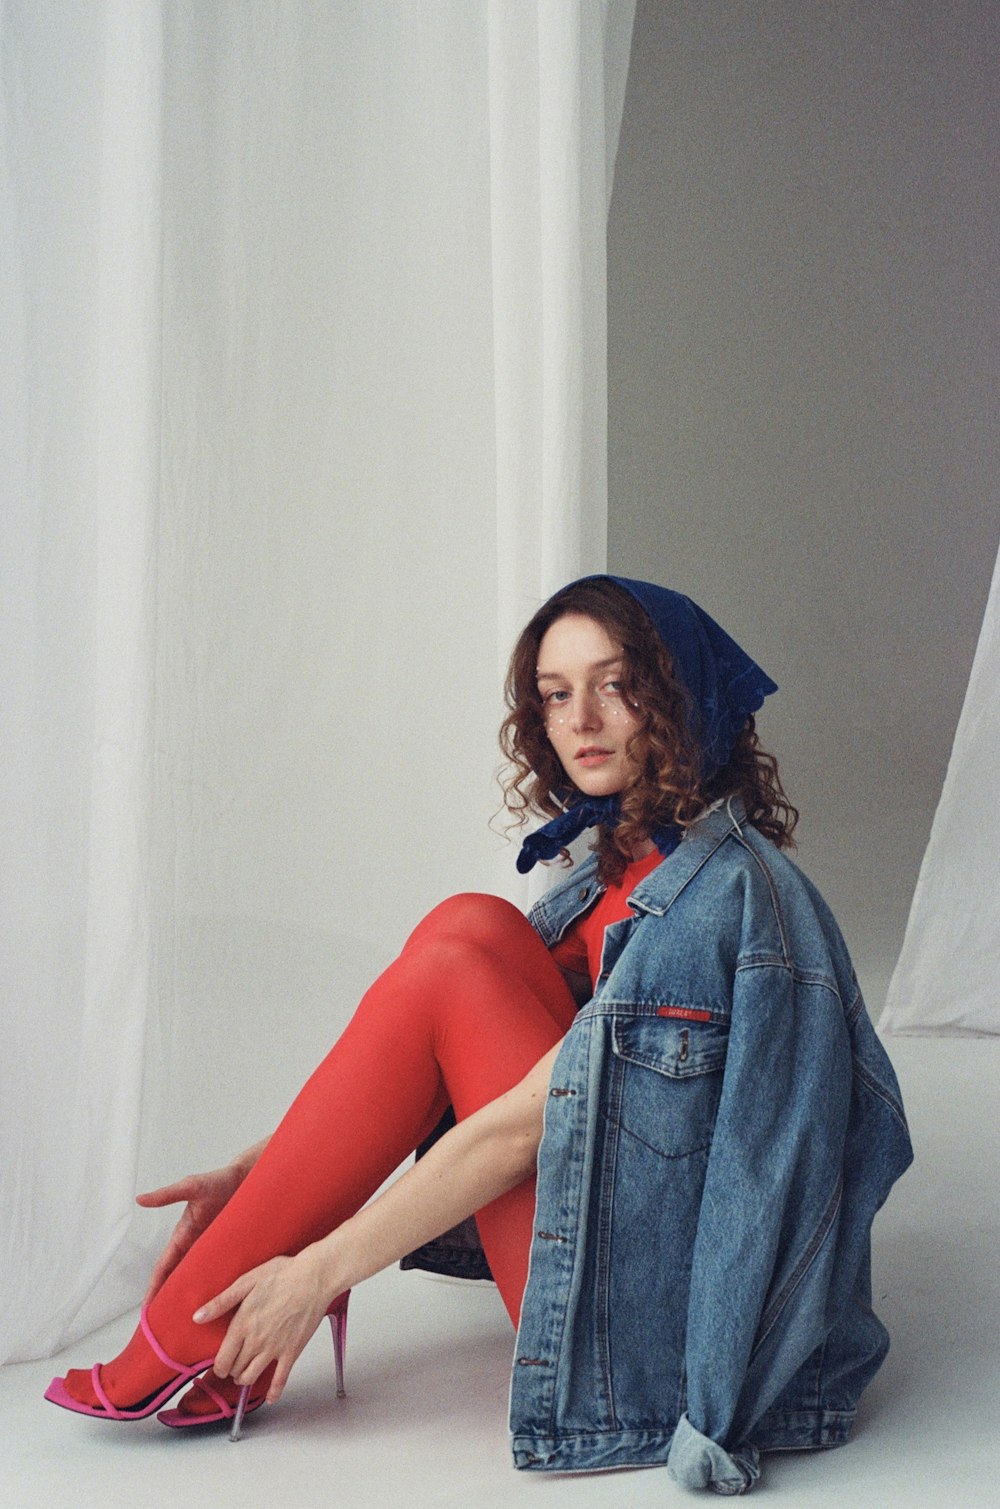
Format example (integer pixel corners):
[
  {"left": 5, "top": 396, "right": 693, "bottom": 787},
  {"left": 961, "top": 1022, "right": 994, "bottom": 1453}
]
[{"left": 575, "top": 775, "right": 627, "bottom": 798}]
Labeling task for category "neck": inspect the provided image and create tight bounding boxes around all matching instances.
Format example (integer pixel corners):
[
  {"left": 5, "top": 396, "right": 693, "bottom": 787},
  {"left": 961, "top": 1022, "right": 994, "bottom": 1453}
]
[{"left": 629, "top": 837, "right": 657, "bottom": 861}]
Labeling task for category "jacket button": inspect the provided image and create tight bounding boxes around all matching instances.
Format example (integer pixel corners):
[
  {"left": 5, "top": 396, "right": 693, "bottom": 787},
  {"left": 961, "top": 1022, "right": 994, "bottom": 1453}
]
[{"left": 578, "top": 887, "right": 589, "bottom": 901}]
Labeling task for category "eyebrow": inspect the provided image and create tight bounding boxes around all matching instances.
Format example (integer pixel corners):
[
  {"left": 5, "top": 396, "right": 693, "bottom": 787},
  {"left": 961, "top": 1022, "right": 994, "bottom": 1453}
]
[{"left": 536, "top": 656, "right": 624, "bottom": 684}]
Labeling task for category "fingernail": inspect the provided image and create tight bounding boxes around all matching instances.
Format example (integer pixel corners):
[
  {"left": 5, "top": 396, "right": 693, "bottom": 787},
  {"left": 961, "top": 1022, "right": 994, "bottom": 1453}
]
[{"left": 192, "top": 1307, "right": 206, "bottom": 1322}]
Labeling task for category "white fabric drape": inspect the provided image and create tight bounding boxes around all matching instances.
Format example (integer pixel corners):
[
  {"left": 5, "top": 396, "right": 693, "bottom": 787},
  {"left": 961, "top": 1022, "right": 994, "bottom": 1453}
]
[
  {"left": 0, "top": 2, "right": 635, "bottom": 1364},
  {"left": 490, "top": 0, "right": 634, "bottom": 666},
  {"left": 2, "top": 0, "right": 166, "bottom": 1360},
  {"left": 881, "top": 536, "right": 1000, "bottom": 1035}
]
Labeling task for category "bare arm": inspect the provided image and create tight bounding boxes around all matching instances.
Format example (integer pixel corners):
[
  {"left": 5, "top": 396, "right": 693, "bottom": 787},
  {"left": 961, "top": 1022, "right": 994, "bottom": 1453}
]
[
  {"left": 194, "top": 1040, "right": 563, "bottom": 1399},
  {"left": 310, "top": 1038, "right": 560, "bottom": 1286}
]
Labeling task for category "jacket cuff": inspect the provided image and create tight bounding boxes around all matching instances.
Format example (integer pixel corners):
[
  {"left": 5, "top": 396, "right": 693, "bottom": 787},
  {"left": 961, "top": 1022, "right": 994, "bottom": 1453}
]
[{"left": 667, "top": 1414, "right": 761, "bottom": 1495}]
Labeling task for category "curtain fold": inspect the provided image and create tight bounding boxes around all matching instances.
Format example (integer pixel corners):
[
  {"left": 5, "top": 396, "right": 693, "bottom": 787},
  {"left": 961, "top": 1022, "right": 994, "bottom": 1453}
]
[
  {"left": 1, "top": 1, "right": 635, "bottom": 1364},
  {"left": 490, "top": 0, "right": 635, "bottom": 673},
  {"left": 881, "top": 532, "right": 1000, "bottom": 1035},
  {"left": 1, "top": 0, "right": 166, "bottom": 1361}
]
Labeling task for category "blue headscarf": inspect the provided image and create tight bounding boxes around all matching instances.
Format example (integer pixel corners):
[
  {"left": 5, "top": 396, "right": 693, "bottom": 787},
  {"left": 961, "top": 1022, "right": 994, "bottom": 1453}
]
[{"left": 515, "top": 576, "right": 778, "bottom": 874}]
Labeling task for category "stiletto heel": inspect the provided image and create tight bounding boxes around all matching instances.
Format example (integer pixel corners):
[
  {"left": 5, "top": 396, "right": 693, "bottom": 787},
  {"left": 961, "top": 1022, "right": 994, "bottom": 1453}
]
[
  {"left": 229, "top": 1383, "right": 253, "bottom": 1443},
  {"left": 330, "top": 1288, "right": 349, "bottom": 1399},
  {"left": 43, "top": 1305, "right": 215, "bottom": 1422},
  {"left": 156, "top": 1291, "right": 351, "bottom": 1437}
]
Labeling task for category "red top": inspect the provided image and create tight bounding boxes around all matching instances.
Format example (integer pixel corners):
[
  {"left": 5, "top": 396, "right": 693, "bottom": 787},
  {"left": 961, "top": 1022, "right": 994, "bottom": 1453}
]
[{"left": 549, "top": 848, "right": 662, "bottom": 990}]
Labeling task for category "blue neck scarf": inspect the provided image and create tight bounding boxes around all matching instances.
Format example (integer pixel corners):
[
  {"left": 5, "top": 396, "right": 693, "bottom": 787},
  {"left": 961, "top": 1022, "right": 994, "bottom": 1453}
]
[{"left": 516, "top": 576, "right": 778, "bottom": 875}]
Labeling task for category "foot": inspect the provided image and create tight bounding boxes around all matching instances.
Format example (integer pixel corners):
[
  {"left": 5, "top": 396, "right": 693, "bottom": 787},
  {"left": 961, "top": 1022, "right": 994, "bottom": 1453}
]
[
  {"left": 52, "top": 1305, "right": 214, "bottom": 1415},
  {"left": 61, "top": 1348, "right": 173, "bottom": 1412}
]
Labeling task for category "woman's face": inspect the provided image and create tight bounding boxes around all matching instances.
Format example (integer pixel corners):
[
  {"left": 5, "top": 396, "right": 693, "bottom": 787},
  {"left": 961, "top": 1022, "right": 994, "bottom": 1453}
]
[{"left": 535, "top": 612, "right": 642, "bottom": 797}]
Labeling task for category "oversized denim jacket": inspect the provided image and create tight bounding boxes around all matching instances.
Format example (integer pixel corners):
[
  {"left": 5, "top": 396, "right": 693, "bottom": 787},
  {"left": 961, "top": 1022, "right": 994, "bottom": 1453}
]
[{"left": 510, "top": 801, "right": 912, "bottom": 1495}]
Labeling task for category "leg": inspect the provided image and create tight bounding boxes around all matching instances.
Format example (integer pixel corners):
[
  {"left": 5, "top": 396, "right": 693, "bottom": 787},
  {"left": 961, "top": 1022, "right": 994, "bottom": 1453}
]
[{"left": 59, "top": 896, "right": 577, "bottom": 1411}]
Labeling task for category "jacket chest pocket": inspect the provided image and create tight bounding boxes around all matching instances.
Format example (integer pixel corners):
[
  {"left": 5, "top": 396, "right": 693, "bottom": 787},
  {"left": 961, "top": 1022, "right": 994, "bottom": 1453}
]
[{"left": 610, "top": 1014, "right": 728, "bottom": 1160}]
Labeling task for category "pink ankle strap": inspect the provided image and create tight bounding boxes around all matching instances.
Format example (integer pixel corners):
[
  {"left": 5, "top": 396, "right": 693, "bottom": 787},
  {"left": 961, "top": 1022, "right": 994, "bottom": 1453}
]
[
  {"left": 190, "top": 1373, "right": 234, "bottom": 1415},
  {"left": 139, "top": 1304, "right": 188, "bottom": 1372}
]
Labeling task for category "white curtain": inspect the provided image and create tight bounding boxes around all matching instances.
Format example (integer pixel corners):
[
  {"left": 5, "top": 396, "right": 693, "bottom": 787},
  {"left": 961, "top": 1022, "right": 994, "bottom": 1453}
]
[
  {"left": 0, "top": 0, "right": 636, "bottom": 1364},
  {"left": 881, "top": 537, "right": 1000, "bottom": 1035}
]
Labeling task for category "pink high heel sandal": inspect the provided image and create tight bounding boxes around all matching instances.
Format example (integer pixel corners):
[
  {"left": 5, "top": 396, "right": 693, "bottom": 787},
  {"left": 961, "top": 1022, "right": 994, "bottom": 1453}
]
[
  {"left": 43, "top": 1305, "right": 216, "bottom": 1421},
  {"left": 157, "top": 1292, "right": 350, "bottom": 1441}
]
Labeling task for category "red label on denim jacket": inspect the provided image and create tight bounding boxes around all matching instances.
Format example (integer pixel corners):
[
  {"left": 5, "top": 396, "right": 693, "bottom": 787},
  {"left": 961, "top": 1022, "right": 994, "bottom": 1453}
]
[{"left": 657, "top": 1006, "right": 712, "bottom": 1022}]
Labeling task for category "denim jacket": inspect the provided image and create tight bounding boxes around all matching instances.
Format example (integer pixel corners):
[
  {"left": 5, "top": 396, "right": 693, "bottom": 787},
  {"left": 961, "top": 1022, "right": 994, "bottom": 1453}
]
[{"left": 510, "top": 801, "right": 912, "bottom": 1495}]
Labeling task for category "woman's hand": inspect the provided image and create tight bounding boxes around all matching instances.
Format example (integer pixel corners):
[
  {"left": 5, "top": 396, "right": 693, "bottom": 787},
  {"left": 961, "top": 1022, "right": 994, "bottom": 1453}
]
[
  {"left": 135, "top": 1164, "right": 247, "bottom": 1305},
  {"left": 192, "top": 1250, "right": 330, "bottom": 1403}
]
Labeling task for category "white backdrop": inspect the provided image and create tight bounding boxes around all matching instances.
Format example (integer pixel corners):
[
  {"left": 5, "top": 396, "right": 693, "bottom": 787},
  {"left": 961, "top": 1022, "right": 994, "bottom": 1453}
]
[
  {"left": 0, "top": 0, "right": 636, "bottom": 1364},
  {"left": 881, "top": 542, "right": 1000, "bottom": 1035}
]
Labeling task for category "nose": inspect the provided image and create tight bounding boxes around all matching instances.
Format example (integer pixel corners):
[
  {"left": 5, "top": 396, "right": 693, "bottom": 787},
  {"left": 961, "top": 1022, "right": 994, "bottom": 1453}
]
[{"left": 569, "top": 688, "right": 603, "bottom": 733}]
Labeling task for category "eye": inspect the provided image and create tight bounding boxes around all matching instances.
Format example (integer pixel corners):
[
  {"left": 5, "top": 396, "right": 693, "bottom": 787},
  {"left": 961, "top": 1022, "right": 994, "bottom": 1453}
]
[
  {"left": 542, "top": 688, "right": 571, "bottom": 705},
  {"left": 602, "top": 679, "right": 626, "bottom": 696}
]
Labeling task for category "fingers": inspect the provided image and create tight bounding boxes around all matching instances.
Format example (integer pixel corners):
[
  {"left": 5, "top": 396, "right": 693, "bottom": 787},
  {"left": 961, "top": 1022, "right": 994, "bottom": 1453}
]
[
  {"left": 217, "top": 1347, "right": 279, "bottom": 1397},
  {"left": 210, "top": 1310, "right": 272, "bottom": 1387},
  {"left": 222, "top": 1343, "right": 295, "bottom": 1402},
  {"left": 140, "top": 1210, "right": 200, "bottom": 1303},
  {"left": 200, "top": 1259, "right": 315, "bottom": 1399},
  {"left": 138, "top": 1180, "right": 219, "bottom": 1302},
  {"left": 192, "top": 1272, "right": 255, "bottom": 1328},
  {"left": 135, "top": 1178, "right": 200, "bottom": 1208},
  {"left": 266, "top": 1359, "right": 292, "bottom": 1404},
  {"left": 142, "top": 1247, "right": 180, "bottom": 1306},
  {"left": 141, "top": 1243, "right": 179, "bottom": 1305},
  {"left": 147, "top": 1245, "right": 179, "bottom": 1292},
  {"left": 208, "top": 1314, "right": 248, "bottom": 1382},
  {"left": 138, "top": 1170, "right": 242, "bottom": 1304}
]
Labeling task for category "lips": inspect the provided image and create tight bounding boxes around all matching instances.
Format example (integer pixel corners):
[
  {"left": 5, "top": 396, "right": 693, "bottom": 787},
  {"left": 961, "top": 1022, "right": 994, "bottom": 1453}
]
[{"left": 575, "top": 746, "right": 614, "bottom": 766}]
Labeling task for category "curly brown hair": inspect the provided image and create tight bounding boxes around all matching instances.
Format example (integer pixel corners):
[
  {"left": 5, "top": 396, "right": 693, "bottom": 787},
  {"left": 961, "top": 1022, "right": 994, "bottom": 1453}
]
[{"left": 499, "top": 579, "right": 798, "bottom": 884}]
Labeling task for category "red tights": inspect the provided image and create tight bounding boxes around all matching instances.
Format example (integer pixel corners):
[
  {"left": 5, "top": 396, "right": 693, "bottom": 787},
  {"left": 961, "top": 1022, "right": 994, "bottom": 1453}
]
[{"left": 65, "top": 894, "right": 578, "bottom": 1409}]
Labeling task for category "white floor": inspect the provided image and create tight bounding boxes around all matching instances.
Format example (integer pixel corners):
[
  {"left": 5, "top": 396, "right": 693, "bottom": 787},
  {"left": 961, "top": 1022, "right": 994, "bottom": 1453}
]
[{"left": 4, "top": 1038, "right": 998, "bottom": 1509}]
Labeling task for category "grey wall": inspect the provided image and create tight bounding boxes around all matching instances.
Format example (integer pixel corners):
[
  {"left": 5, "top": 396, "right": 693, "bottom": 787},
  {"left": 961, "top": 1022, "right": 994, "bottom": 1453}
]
[{"left": 607, "top": 0, "right": 1000, "bottom": 1011}]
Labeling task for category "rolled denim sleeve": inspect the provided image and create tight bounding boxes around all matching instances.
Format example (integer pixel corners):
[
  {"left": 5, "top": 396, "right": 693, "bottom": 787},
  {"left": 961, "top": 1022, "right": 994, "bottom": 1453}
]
[{"left": 667, "top": 1415, "right": 760, "bottom": 1495}]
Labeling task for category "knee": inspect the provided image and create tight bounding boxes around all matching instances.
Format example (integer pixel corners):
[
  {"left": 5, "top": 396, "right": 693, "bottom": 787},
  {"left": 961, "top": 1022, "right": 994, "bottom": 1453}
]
[{"left": 405, "top": 893, "right": 530, "bottom": 954}]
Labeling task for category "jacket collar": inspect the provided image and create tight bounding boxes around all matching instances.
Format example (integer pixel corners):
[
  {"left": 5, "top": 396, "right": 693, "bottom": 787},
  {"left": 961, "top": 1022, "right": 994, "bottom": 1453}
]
[{"left": 627, "top": 797, "right": 747, "bottom": 918}]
